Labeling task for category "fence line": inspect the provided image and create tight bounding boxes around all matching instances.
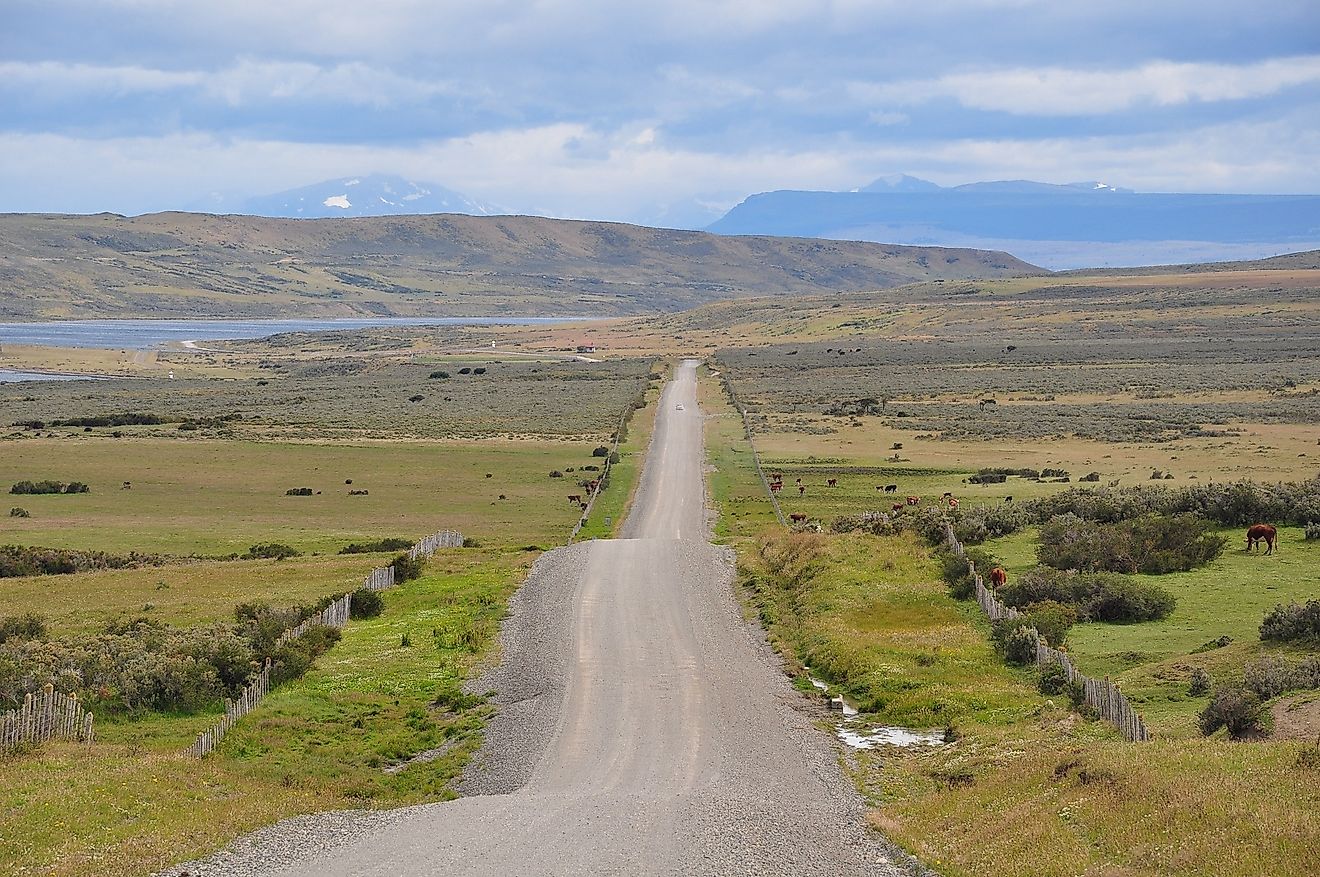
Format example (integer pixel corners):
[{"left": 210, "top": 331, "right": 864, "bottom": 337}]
[
  {"left": 1, "top": 685, "right": 95, "bottom": 751},
  {"left": 186, "top": 528, "right": 462, "bottom": 757},
  {"left": 945, "top": 524, "right": 1150, "bottom": 742},
  {"left": 718, "top": 370, "right": 787, "bottom": 527},
  {"left": 569, "top": 402, "right": 632, "bottom": 543}
]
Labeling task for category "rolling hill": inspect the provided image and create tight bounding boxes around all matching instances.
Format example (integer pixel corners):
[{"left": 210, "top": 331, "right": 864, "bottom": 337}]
[{"left": 0, "top": 211, "right": 1041, "bottom": 320}]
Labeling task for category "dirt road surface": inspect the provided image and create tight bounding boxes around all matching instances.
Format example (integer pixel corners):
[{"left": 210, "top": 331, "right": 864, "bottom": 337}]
[{"left": 175, "top": 360, "right": 904, "bottom": 876}]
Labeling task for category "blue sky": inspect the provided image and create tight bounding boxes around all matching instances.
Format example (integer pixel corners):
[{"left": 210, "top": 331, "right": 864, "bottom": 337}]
[{"left": 2, "top": 0, "right": 1318, "bottom": 224}]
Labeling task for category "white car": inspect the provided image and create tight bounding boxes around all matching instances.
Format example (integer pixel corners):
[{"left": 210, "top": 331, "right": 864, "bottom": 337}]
[{"left": 675, "top": 404, "right": 685, "bottom": 410}]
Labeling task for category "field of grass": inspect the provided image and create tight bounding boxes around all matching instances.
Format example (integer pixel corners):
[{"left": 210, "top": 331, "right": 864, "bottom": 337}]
[
  {"left": 0, "top": 548, "right": 528, "bottom": 877},
  {"left": 985, "top": 526, "right": 1320, "bottom": 737},
  {"left": 0, "top": 437, "right": 602, "bottom": 556},
  {"left": 574, "top": 365, "right": 664, "bottom": 540}
]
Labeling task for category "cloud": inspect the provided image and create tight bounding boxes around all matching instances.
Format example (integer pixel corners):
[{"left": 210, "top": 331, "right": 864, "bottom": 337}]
[{"left": 854, "top": 55, "right": 1320, "bottom": 116}]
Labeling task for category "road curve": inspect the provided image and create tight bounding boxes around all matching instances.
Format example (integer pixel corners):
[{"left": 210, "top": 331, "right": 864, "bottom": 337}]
[{"left": 216, "top": 360, "right": 903, "bottom": 876}]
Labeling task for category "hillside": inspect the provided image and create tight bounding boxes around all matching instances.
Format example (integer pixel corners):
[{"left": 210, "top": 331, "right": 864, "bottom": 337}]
[
  {"left": 0, "top": 212, "right": 1041, "bottom": 320},
  {"left": 707, "top": 186, "right": 1320, "bottom": 270}
]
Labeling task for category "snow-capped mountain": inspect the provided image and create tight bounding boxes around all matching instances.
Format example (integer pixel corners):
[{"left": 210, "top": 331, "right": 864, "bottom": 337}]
[{"left": 239, "top": 174, "right": 498, "bottom": 219}]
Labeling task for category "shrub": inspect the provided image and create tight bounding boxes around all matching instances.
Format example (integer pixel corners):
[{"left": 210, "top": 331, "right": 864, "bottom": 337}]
[
  {"left": 1199, "top": 686, "right": 1271, "bottom": 738},
  {"left": 64, "top": 482, "right": 90, "bottom": 494},
  {"left": 10, "top": 480, "right": 86, "bottom": 495},
  {"left": 1037, "top": 513, "right": 1224, "bottom": 574},
  {"left": 458, "top": 367, "right": 471, "bottom": 375},
  {"left": 608, "top": 451, "right": 621, "bottom": 464},
  {"left": 936, "top": 548, "right": 978, "bottom": 600},
  {"left": 1001, "top": 566, "right": 1174, "bottom": 623},
  {"left": 8, "top": 508, "right": 29, "bottom": 518},
  {"left": 1260, "top": 600, "right": 1320, "bottom": 642},
  {"left": 285, "top": 487, "right": 314, "bottom": 496},
  {"left": 1189, "top": 667, "right": 1211, "bottom": 696},
  {"left": 1023, "top": 600, "right": 1078, "bottom": 647},
  {"left": 408, "top": 394, "right": 424, "bottom": 403},
  {"left": 391, "top": 552, "right": 424, "bottom": 583},
  {"left": 1039, "top": 661, "right": 1069, "bottom": 695},
  {"left": 462, "top": 537, "right": 481, "bottom": 548},
  {"left": 592, "top": 445, "right": 610, "bottom": 457},
  {"left": 549, "top": 470, "right": 564, "bottom": 478},
  {"left": 349, "top": 588, "right": 384, "bottom": 619},
  {"left": 0, "top": 614, "right": 46, "bottom": 644},
  {"left": 994, "top": 620, "right": 1039, "bottom": 666},
  {"left": 270, "top": 626, "right": 341, "bottom": 685},
  {"left": 473, "top": 367, "right": 487, "bottom": 375},
  {"left": 428, "top": 370, "right": 450, "bottom": 379},
  {"left": 1306, "top": 523, "right": 1320, "bottom": 541},
  {"left": 243, "top": 542, "right": 301, "bottom": 560},
  {"left": 340, "top": 537, "right": 413, "bottom": 554},
  {"left": 1243, "top": 655, "right": 1293, "bottom": 700}
]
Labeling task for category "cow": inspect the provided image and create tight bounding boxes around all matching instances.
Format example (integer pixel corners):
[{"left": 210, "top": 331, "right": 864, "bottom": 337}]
[
  {"left": 942, "top": 492, "right": 953, "bottom": 499},
  {"left": 989, "top": 567, "right": 1007, "bottom": 588},
  {"left": 122, "top": 481, "right": 132, "bottom": 490},
  {"left": 885, "top": 484, "right": 898, "bottom": 493},
  {"left": 580, "top": 502, "right": 589, "bottom": 511},
  {"left": 568, "top": 494, "right": 582, "bottom": 503},
  {"left": 1004, "top": 496, "right": 1013, "bottom": 503},
  {"left": 789, "top": 513, "right": 808, "bottom": 523},
  {"left": 1246, "top": 523, "right": 1278, "bottom": 555},
  {"left": 892, "top": 503, "right": 904, "bottom": 512},
  {"left": 906, "top": 496, "right": 920, "bottom": 506},
  {"left": 770, "top": 482, "right": 782, "bottom": 492},
  {"left": 798, "top": 485, "right": 806, "bottom": 496},
  {"left": 948, "top": 498, "right": 959, "bottom": 509},
  {"left": 827, "top": 478, "right": 838, "bottom": 487}
]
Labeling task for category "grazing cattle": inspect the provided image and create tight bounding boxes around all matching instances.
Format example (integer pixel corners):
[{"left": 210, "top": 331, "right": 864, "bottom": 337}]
[
  {"left": 580, "top": 502, "right": 589, "bottom": 511},
  {"left": 122, "top": 481, "right": 132, "bottom": 490},
  {"left": 1004, "top": 496, "right": 1013, "bottom": 503},
  {"left": 827, "top": 478, "right": 838, "bottom": 487},
  {"left": 770, "top": 482, "right": 782, "bottom": 492},
  {"left": 989, "top": 567, "right": 1007, "bottom": 588},
  {"left": 892, "top": 503, "right": 905, "bottom": 512},
  {"left": 942, "top": 492, "right": 952, "bottom": 499},
  {"left": 906, "top": 496, "right": 920, "bottom": 506},
  {"left": 1246, "top": 523, "right": 1278, "bottom": 555},
  {"left": 795, "top": 478, "right": 802, "bottom": 485},
  {"left": 884, "top": 484, "right": 898, "bottom": 493},
  {"left": 789, "top": 513, "right": 808, "bottom": 523},
  {"left": 948, "top": 498, "right": 959, "bottom": 508},
  {"left": 798, "top": 485, "right": 806, "bottom": 496},
  {"left": 568, "top": 494, "right": 582, "bottom": 503}
]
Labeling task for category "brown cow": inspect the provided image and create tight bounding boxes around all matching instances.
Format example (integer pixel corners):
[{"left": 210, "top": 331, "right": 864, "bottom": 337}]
[
  {"left": 906, "top": 496, "right": 920, "bottom": 506},
  {"left": 567, "top": 494, "right": 582, "bottom": 503},
  {"left": 1246, "top": 523, "right": 1278, "bottom": 555},
  {"left": 948, "top": 497, "right": 959, "bottom": 509},
  {"left": 989, "top": 567, "right": 1007, "bottom": 588},
  {"left": 827, "top": 478, "right": 838, "bottom": 487},
  {"left": 892, "top": 503, "right": 904, "bottom": 512},
  {"left": 789, "top": 513, "right": 808, "bottom": 523}
]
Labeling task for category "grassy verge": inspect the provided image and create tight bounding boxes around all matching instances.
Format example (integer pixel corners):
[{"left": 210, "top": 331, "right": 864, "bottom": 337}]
[
  {"left": 985, "top": 526, "right": 1320, "bottom": 737},
  {"left": 0, "top": 548, "right": 528, "bottom": 877},
  {"left": 698, "top": 366, "right": 779, "bottom": 541},
  {"left": 574, "top": 365, "right": 662, "bottom": 540}
]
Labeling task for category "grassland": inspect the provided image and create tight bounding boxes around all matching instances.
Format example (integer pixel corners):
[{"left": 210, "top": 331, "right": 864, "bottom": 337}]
[
  {"left": 986, "top": 526, "right": 1320, "bottom": 737},
  {"left": 0, "top": 549, "right": 527, "bottom": 877},
  {"left": 573, "top": 364, "right": 664, "bottom": 540}
]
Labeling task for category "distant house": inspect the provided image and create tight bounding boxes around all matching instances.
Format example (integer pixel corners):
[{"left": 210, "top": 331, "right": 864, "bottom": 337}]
[{"left": 576, "top": 344, "right": 597, "bottom": 353}]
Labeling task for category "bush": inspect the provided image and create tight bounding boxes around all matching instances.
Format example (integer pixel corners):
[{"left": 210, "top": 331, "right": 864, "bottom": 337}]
[
  {"left": 0, "top": 614, "right": 46, "bottom": 645},
  {"left": 339, "top": 537, "right": 413, "bottom": 554},
  {"left": 592, "top": 445, "right": 610, "bottom": 457},
  {"left": 1023, "top": 600, "right": 1078, "bottom": 647},
  {"left": 1039, "top": 661, "right": 1069, "bottom": 695},
  {"left": 1037, "top": 513, "right": 1224, "bottom": 574},
  {"left": 285, "top": 487, "right": 314, "bottom": 496},
  {"left": 608, "top": 451, "right": 621, "bottom": 464},
  {"left": 549, "top": 470, "right": 564, "bottom": 478},
  {"left": 473, "top": 367, "right": 487, "bottom": 375},
  {"left": 992, "top": 618, "right": 1038, "bottom": 665},
  {"left": 391, "top": 552, "right": 424, "bottom": 583},
  {"left": 1306, "top": 523, "right": 1320, "bottom": 541},
  {"left": 458, "top": 367, "right": 471, "bottom": 375},
  {"left": 1001, "top": 566, "right": 1175, "bottom": 623},
  {"left": 243, "top": 542, "right": 301, "bottom": 560},
  {"left": 1260, "top": 600, "right": 1320, "bottom": 642},
  {"left": 10, "top": 480, "right": 90, "bottom": 495},
  {"left": 1199, "top": 686, "right": 1271, "bottom": 738},
  {"left": 270, "top": 625, "right": 341, "bottom": 685},
  {"left": 428, "top": 370, "right": 450, "bottom": 379},
  {"left": 936, "top": 548, "right": 980, "bottom": 600},
  {"left": 1189, "top": 667, "right": 1211, "bottom": 696},
  {"left": 9, "top": 508, "right": 29, "bottom": 518},
  {"left": 1243, "top": 655, "right": 1293, "bottom": 700},
  {"left": 349, "top": 587, "right": 384, "bottom": 619}
]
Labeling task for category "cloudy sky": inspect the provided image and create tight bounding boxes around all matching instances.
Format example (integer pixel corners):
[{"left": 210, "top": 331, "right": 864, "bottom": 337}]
[{"left": 3, "top": 0, "right": 1318, "bottom": 224}]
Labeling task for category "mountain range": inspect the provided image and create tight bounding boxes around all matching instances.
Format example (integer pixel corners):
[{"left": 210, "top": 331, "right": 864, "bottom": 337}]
[
  {"left": 236, "top": 174, "right": 498, "bottom": 219},
  {"left": 708, "top": 175, "right": 1320, "bottom": 269}
]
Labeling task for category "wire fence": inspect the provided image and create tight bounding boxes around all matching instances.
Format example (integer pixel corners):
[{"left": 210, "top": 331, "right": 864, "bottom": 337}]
[
  {"left": 945, "top": 523, "right": 1150, "bottom": 742},
  {"left": 185, "top": 528, "right": 462, "bottom": 758},
  {"left": 1, "top": 685, "right": 95, "bottom": 751},
  {"left": 717, "top": 370, "right": 787, "bottom": 527}
]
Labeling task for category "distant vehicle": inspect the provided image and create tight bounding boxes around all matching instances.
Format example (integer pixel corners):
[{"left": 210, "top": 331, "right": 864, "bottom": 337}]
[{"left": 675, "top": 404, "right": 685, "bottom": 410}]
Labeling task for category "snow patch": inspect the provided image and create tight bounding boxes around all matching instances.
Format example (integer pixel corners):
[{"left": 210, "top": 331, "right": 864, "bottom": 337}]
[
  {"left": 343, "top": 179, "right": 360, "bottom": 186},
  {"left": 323, "top": 195, "right": 351, "bottom": 209}
]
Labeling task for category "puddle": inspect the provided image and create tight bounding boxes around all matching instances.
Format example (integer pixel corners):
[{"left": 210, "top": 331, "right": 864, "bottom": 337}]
[{"left": 806, "top": 668, "right": 945, "bottom": 750}]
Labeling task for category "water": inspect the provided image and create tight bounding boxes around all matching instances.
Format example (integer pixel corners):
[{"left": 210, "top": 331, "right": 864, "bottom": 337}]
[
  {"left": 806, "top": 669, "right": 944, "bottom": 750},
  {"left": 0, "top": 317, "right": 589, "bottom": 351},
  {"left": 0, "top": 369, "right": 104, "bottom": 383}
]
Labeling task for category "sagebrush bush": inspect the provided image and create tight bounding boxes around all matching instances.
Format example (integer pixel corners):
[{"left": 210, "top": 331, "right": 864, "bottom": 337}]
[
  {"left": 391, "top": 552, "right": 424, "bottom": 583},
  {"left": 1306, "top": 522, "right": 1320, "bottom": 540},
  {"left": 1000, "top": 566, "right": 1175, "bottom": 623},
  {"left": 243, "top": 542, "right": 301, "bottom": 560},
  {"left": 1243, "top": 655, "right": 1293, "bottom": 699},
  {"left": 1023, "top": 600, "right": 1078, "bottom": 647},
  {"left": 349, "top": 587, "right": 384, "bottom": 619},
  {"left": 992, "top": 618, "right": 1038, "bottom": 665},
  {"left": 339, "top": 537, "right": 412, "bottom": 554},
  {"left": 1260, "top": 600, "right": 1320, "bottom": 642},
  {"left": 1189, "top": 666, "right": 1211, "bottom": 696},
  {"left": 1199, "top": 686, "right": 1271, "bottom": 738},
  {"left": 1037, "top": 513, "right": 1224, "bottom": 574},
  {"left": 270, "top": 625, "right": 341, "bottom": 685},
  {"left": 1039, "top": 661, "right": 1069, "bottom": 695},
  {"left": 0, "top": 613, "right": 46, "bottom": 645}
]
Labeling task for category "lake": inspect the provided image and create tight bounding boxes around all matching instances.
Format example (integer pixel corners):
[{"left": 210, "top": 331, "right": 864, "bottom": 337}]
[
  {"left": 0, "top": 317, "right": 588, "bottom": 350},
  {"left": 0, "top": 368, "right": 105, "bottom": 384}
]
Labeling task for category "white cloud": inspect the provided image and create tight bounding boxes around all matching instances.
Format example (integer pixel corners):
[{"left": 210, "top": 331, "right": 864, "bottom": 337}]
[{"left": 854, "top": 55, "right": 1320, "bottom": 115}]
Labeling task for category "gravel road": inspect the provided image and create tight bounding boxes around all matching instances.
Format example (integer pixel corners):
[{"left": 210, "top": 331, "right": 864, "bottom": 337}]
[{"left": 165, "top": 360, "right": 909, "bottom": 876}]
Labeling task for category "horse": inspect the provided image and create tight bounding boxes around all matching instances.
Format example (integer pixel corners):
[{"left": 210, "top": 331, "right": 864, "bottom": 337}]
[
  {"left": 988, "top": 567, "right": 1007, "bottom": 588},
  {"left": 1246, "top": 523, "right": 1278, "bottom": 555}
]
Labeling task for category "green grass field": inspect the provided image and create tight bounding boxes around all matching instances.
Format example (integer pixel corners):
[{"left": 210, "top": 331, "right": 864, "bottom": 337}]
[
  {"left": 985, "top": 526, "right": 1320, "bottom": 736},
  {"left": 0, "top": 548, "right": 529, "bottom": 877}
]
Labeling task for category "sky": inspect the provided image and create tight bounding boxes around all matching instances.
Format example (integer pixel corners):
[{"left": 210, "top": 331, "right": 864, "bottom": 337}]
[{"left": 2, "top": 0, "right": 1318, "bottom": 225}]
